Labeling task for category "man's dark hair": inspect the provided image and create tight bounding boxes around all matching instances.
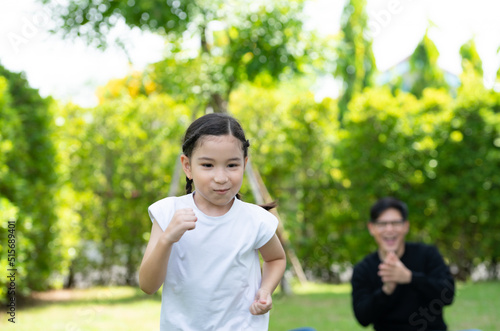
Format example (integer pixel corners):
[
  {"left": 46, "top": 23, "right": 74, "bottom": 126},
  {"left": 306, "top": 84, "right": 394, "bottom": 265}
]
[{"left": 370, "top": 197, "right": 408, "bottom": 222}]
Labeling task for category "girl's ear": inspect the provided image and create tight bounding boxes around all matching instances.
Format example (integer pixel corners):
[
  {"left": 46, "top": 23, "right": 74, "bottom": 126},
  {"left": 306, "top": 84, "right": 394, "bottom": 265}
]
[
  {"left": 244, "top": 156, "right": 248, "bottom": 169},
  {"left": 180, "top": 154, "right": 192, "bottom": 179}
]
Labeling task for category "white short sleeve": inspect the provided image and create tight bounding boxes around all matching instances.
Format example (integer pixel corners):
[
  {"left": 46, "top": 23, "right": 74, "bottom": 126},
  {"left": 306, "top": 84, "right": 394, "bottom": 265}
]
[
  {"left": 148, "top": 197, "right": 176, "bottom": 231},
  {"left": 254, "top": 210, "right": 279, "bottom": 249}
]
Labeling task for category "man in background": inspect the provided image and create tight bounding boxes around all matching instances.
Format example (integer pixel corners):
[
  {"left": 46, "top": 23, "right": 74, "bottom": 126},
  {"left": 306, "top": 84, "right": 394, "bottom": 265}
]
[{"left": 351, "top": 197, "right": 455, "bottom": 331}]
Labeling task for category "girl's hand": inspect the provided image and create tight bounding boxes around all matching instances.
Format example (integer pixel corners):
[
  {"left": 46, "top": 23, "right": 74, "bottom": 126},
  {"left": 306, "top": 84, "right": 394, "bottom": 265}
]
[
  {"left": 249, "top": 288, "right": 272, "bottom": 315},
  {"left": 163, "top": 208, "right": 197, "bottom": 244}
]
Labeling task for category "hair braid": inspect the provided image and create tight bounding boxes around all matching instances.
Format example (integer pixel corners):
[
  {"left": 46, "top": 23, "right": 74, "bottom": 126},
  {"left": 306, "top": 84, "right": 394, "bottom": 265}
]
[{"left": 185, "top": 177, "right": 193, "bottom": 194}]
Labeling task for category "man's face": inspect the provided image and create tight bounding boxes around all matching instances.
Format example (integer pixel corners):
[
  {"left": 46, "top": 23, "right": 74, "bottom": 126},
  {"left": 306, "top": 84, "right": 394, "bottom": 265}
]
[{"left": 368, "top": 208, "right": 409, "bottom": 258}]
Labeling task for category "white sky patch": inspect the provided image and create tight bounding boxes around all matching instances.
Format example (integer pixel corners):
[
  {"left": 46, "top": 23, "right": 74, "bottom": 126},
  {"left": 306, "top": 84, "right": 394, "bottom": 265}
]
[
  {"left": 1, "top": 0, "right": 499, "bottom": 106},
  {"left": 0, "top": 0, "right": 165, "bottom": 107}
]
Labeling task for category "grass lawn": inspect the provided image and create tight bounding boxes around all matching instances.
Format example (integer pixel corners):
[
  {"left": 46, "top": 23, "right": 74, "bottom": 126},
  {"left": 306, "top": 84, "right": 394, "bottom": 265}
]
[{"left": 1, "top": 281, "right": 497, "bottom": 330}]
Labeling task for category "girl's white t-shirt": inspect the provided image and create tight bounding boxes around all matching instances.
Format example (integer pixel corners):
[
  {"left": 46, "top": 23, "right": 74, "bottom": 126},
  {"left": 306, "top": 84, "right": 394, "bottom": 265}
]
[{"left": 148, "top": 193, "right": 278, "bottom": 331}]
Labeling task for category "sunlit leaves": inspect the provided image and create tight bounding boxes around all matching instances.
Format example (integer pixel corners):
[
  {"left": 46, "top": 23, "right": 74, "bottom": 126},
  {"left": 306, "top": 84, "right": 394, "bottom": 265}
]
[
  {"left": 41, "top": 0, "right": 316, "bottom": 113},
  {"left": 408, "top": 31, "right": 448, "bottom": 97},
  {"left": 460, "top": 39, "right": 483, "bottom": 77},
  {"left": 335, "top": 83, "right": 500, "bottom": 278},
  {"left": 230, "top": 80, "right": 341, "bottom": 278},
  {"left": 56, "top": 94, "right": 191, "bottom": 282},
  {"left": 335, "top": 0, "right": 376, "bottom": 122},
  {"left": 41, "top": 0, "right": 196, "bottom": 48},
  {"left": 0, "top": 65, "right": 59, "bottom": 297}
]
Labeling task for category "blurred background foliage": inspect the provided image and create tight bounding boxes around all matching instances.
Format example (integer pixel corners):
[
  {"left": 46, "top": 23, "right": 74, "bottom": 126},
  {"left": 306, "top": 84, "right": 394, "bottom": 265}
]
[{"left": 1, "top": 0, "right": 500, "bottom": 302}]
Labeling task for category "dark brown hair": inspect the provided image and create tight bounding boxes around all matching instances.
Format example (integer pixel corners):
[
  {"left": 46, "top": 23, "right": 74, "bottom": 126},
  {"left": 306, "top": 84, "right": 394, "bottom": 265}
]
[{"left": 370, "top": 197, "right": 408, "bottom": 222}]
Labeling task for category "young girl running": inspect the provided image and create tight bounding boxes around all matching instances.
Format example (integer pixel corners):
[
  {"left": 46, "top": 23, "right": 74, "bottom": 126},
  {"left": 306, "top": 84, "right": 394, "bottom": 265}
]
[{"left": 139, "top": 113, "right": 286, "bottom": 330}]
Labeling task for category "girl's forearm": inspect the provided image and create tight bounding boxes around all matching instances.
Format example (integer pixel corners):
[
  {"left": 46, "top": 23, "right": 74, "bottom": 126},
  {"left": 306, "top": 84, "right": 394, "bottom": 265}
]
[
  {"left": 260, "top": 257, "right": 286, "bottom": 293},
  {"left": 139, "top": 238, "right": 173, "bottom": 294}
]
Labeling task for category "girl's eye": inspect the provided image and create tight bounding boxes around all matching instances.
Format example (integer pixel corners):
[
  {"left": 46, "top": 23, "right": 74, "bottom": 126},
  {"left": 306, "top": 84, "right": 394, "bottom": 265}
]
[
  {"left": 201, "top": 163, "right": 213, "bottom": 168},
  {"left": 228, "top": 163, "right": 239, "bottom": 168}
]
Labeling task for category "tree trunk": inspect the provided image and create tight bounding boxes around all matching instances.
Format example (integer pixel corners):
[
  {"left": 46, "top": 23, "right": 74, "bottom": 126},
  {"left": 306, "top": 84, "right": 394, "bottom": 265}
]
[
  {"left": 209, "top": 93, "right": 227, "bottom": 113},
  {"left": 168, "top": 155, "right": 183, "bottom": 197},
  {"left": 245, "top": 159, "right": 307, "bottom": 288},
  {"left": 64, "top": 264, "right": 75, "bottom": 289}
]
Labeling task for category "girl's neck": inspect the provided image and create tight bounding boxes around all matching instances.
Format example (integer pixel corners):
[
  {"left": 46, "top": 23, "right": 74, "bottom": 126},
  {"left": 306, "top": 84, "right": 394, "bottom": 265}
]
[{"left": 192, "top": 191, "right": 235, "bottom": 217}]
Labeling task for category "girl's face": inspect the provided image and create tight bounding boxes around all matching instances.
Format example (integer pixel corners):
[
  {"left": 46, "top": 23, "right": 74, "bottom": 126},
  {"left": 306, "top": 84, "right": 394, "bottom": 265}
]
[{"left": 181, "top": 134, "right": 247, "bottom": 216}]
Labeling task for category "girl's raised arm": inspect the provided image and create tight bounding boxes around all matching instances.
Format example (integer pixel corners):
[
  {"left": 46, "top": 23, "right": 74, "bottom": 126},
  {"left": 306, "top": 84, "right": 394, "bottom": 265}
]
[{"left": 139, "top": 209, "right": 197, "bottom": 294}]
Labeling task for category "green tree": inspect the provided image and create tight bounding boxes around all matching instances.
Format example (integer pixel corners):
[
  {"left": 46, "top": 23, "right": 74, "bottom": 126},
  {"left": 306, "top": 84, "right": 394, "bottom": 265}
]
[
  {"left": 428, "top": 69, "right": 500, "bottom": 279},
  {"left": 459, "top": 39, "right": 483, "bottom": 78},
  {"left": 58, "top": 94, "right": 191, "bottom": 284},
  {"left": 0, "top": 65, "right": 59, "bottom": 299},
  {"left": 0, "top": 75, "right": 18, "bottom": 302},
  {"left": 41, "top": 0, "right": 314, "bottom": 113},
  {"left": 229, "top": 80, "right": 342, "bottom": 281},
  {"left": 330, "top": 80, "right": 500, "bottom": 279},
  {"left": 41, "top": 0, "right": 322, "bottom": 283},
  {"left": 332, "top": 87, "right": 434, "bottom": 264},
  {"left": 408, "top": 31, "right": 448, "bottom": 97},
  {"left": 335, "top": 0, "right": 376, "bottom": 123}
]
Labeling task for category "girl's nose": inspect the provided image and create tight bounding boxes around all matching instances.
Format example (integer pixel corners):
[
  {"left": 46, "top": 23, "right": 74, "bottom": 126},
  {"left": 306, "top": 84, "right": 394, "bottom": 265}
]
[{"left": 214, "top": 170, "right": 228, "bottom": 183}]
